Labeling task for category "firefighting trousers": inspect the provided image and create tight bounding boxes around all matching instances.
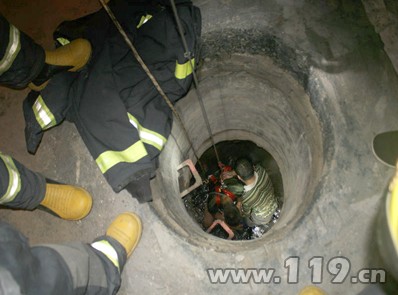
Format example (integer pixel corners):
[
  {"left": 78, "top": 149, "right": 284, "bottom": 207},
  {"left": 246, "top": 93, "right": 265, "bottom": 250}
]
[
  {"left": 0, "top": 152, "right": 46, "bottom": 210},
  {"left": 23, "top": 0, "right": 201, "bottom": 199},
  {"left": 0, "top": 14, "right": 44, "bottom": 89},
  {"left": 0, "top": 221, "right": 126, "bottom": 295},
  {"left": 0, "top": 16, "right": 47, "bottom": 209}
]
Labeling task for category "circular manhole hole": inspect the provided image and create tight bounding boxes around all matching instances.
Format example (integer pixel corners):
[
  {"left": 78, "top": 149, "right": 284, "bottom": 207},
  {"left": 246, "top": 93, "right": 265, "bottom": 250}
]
[
  {"left": 152, "top": 54, "right": 324, "bottom": 251},
  {"left": 183, "top": 140, "right": 284, "bottom": 240}
]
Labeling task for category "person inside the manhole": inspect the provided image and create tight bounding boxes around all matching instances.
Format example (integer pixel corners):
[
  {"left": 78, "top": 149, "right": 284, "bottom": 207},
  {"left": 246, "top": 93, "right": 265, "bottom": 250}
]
[
  {"left": 221, "top": 158, "right": 279, "bottom": 227},
  {"left": 203, "top": 163, "right": 245, "bottom": 235},
  {"left": 203, "top": 192, "right": 243, "bottom": 229}
]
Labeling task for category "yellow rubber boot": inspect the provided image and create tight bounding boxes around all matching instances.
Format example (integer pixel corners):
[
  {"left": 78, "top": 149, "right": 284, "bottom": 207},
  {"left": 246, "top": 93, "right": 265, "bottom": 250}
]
[
  {"left": 40, "top": 184, "right": 92, "bottom": 220},
  {"left": 389, "top": 164, "right": 398, "bottom": 250},
  {"left": 299, "top": 286, "right": 328, "bottom": 295},
  {"left": 29, "top": 38, "right": 92, "bottom": 91},
  {"left": 44, "top": 38, "right": 92, "bottom": 72},
  {"left": 106, "top": 212, "right": 142, "bottom": 258}
]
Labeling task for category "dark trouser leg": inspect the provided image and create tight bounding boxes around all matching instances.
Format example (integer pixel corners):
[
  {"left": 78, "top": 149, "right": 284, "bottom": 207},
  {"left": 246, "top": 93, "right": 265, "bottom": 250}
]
[
  {"left": 0, "top": 221, "right": 74, "bottom": 294},
  {"left": 0, "top": 152, "right": 46, "bottom": 210},
  {"left": 0, "top": 221, "right": 125, "bottom": 295},
  {"left": 0, "top": 14, "right": 45, "bottom": 88}
]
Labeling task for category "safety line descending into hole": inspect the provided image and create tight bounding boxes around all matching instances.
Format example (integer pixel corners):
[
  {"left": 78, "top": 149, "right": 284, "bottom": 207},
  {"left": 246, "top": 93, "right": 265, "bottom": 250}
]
[
  {"left": 99, "top": 0, "right": 220, "bottom": 174},
  {"left": 169, "top": 0, "right": 221, "bottom": 165}
]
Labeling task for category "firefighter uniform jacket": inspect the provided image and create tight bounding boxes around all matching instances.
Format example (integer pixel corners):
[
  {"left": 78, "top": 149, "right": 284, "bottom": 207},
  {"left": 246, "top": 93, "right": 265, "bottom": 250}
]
[{"left": 23, "top": 0, "right": 201, "bottom": 195}]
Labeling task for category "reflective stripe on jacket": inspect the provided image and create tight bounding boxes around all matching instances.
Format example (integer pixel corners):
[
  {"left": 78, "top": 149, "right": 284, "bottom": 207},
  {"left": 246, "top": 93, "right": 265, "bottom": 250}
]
[{"left": 23, "top": 0, "right": 201, "bottom": 193}]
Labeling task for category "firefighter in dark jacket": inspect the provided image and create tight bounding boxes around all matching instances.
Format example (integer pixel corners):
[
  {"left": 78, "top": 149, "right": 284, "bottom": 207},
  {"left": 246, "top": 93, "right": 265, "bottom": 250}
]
[
  {"left": 0, "top": 13, "right": 142, "bottom": 294},
  {"left": 23, "top": 0, "right": 202, "bottom": 203},
  {"left": 0, "top": 13, "right": 93, "bottom": 219},
  {"left": 0, "top": 212, "right": 142, "bottom": 295}
]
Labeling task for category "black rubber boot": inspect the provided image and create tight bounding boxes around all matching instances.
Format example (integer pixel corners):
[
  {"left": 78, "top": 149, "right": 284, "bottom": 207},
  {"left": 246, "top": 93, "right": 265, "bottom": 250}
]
[
  {"left": 124, "top": 177, "right": 153, "bottom": 203},
  {"left": 30, "top": 63, "right": 72, "bottom": 90}
]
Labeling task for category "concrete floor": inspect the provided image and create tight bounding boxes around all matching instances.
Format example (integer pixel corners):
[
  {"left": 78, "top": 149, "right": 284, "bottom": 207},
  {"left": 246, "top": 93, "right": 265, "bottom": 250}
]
[{"left": 0, "top": 0, "right": 398, "bottom": 294}]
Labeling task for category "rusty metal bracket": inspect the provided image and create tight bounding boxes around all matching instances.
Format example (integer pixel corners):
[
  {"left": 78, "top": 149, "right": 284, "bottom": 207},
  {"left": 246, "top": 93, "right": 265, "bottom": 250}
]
[
  {"left": 177, "top": 159, "right": 202, "bottom": 198},
  {"left": 206, "top": 219, "right": 234, "bottom": 240}
]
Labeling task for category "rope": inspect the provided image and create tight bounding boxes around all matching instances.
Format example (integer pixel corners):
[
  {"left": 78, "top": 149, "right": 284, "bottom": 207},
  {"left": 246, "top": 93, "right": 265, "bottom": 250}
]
[
  {"left": 98, "top": 0, "right": 205, "bottom": 173},
  {"left": 169, "top": 0, "right": 221, "bottom": 166}
]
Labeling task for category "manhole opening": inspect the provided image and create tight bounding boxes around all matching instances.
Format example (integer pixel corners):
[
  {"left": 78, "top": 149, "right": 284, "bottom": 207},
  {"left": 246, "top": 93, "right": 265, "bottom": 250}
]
[
  {"left": 182, "top": 140, "right": 284, "bottom": 240},
  {"left": 152, "top": 54, "right": 325, "bottom": 249}
]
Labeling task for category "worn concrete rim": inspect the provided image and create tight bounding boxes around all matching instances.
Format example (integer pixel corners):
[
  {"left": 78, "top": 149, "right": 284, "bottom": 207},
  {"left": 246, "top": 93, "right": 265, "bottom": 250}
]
[{"left": 150, "top": 50, "right": 332, "bottom": 251}]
